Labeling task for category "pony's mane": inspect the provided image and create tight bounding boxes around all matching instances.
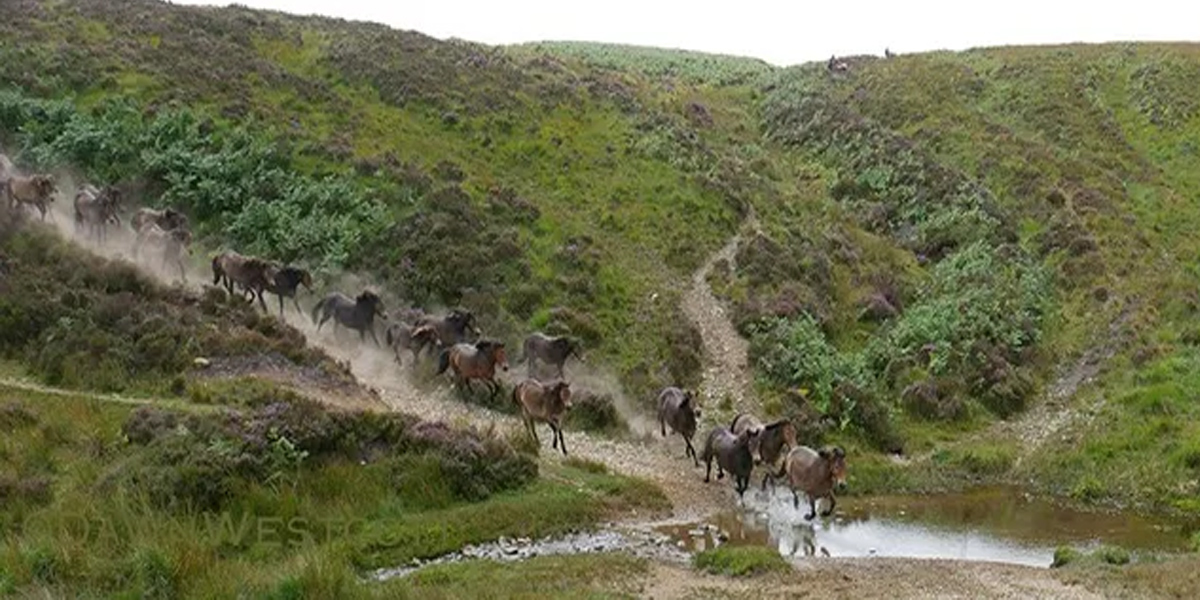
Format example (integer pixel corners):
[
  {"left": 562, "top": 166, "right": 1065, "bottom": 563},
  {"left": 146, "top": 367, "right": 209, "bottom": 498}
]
[{"left": 763, "top": 419, "right": 794, "bottom": 432}]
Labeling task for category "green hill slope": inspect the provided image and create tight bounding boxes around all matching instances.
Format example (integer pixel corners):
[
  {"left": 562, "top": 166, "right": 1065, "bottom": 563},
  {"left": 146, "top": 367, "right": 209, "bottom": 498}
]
[{"left": 3, "top": 0, "right": 1200, "bottom": 511}]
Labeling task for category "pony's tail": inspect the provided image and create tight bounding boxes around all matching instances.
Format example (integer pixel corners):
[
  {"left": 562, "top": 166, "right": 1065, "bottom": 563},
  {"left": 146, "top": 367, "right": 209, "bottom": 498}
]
[
  {"left": 436, "top": 348, "right": 451, "bottom": 375},
  {"left": 385, "top": 325, "right": 395, "bottom": 348},
  {"left": 729, "top": 412, "right": 743, "bottom": 432},
  {"left": 211, "top": 255, "right": 223, "bottom": 286}
]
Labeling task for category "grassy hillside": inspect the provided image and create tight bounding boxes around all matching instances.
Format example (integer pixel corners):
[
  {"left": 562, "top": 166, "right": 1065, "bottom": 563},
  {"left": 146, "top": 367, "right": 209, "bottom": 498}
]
[
  {"left": 0, "top": 0, "right": 771, "bottom": 405},
  {"left": 3, "top": 0, "right": 1200, "bottom": 516}
]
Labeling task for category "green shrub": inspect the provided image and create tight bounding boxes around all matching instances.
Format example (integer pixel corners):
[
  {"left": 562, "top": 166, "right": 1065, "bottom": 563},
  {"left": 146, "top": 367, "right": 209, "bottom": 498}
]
[
  {"left": 1095, "top": 545, "right": 1132, "bottom": 566},
  {"left": 693, "top": 546, "right": 790, "bottom": 577},
  {"left": 1052, "top": 546, "right": 1081, "bottom": 568},
  {"left": 564, "top": 392, "right": 626, "bottom": 436}
]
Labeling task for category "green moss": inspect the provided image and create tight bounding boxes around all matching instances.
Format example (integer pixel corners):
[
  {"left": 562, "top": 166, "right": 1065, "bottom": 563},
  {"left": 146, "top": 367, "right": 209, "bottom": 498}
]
[{"left": 693, "top": 546, "right": 791, "bottom": 578}]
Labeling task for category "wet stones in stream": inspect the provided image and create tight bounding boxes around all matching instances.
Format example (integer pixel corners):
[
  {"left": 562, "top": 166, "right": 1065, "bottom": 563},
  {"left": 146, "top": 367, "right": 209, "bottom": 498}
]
[{"left": 368, "top": 528, "right": 693, "bottom": 581}]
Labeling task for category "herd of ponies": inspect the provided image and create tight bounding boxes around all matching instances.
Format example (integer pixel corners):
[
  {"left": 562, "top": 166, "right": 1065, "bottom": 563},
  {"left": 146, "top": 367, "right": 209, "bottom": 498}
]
[{"left": 2, "top": 157, "right": 849, "bottom": 521}]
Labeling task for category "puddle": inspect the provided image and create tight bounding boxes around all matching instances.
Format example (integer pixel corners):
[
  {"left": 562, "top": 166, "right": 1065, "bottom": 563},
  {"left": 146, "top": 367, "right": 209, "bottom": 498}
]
[{"left": 656, "top": 486, "right": 1193, "bottom": 568}]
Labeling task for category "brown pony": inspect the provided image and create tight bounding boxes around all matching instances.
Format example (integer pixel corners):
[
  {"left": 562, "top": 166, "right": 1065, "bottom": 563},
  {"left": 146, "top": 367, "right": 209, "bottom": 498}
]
[
  {"left": 73, "top": 184, "right": 123, "bottom": 242},
  {"left": 512, "top": 378, "right": 573, "bottom": 456},
  {"left": 133, "top": 222, "right": 192, "bottom": 282},
  {"left": 518, "top": 332, "right": 584, "bottom": 379},
  {"left": 781, "top": 446, "right": 848, "bottom": 521},
  {"left": 130, "top": 207, "right": 189, "bottom": 233},
  {"left": 436, "top": 339, "right": 509, "bottom": 399},
  {"left": 384, "top": 322, "right": 441, "bottom": 366},
  {"left": 211, "top": 250, "right": 278, "bottom": 312},
  {"left": 4, "top": 174, "right": 57, "bottom": 220}
]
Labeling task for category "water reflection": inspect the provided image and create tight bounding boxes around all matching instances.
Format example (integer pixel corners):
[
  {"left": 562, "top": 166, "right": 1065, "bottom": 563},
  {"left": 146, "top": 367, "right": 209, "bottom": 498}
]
[{"left": 657, "top": 486, "right": 1191, "bottom": 568}]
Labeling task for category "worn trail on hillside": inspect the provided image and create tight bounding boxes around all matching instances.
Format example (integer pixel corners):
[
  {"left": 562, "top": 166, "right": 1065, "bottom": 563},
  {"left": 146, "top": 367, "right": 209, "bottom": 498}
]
[{"left": 679, "top": 211, "right": 760, "bottom": 421}]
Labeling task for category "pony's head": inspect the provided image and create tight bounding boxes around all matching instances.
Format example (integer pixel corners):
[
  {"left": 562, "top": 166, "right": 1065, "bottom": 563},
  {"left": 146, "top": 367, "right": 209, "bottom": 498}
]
[
  {"left": 32, "top": 174, "right": 56, "bottom": 198},
  {"left": 550, "top": 380, "right": 572, "bottom": 409},
  {"left": 819, "top": 446, "right": 847, "bottom": 492}
]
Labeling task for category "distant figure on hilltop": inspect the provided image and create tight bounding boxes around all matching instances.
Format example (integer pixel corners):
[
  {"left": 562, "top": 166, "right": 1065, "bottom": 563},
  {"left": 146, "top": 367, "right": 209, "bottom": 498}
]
[
  {"left": 827, "top": 55, "right": 849, "bottom": 73},
  {"left": 885, "top": 47, "right": 895, "bottom": 58}
]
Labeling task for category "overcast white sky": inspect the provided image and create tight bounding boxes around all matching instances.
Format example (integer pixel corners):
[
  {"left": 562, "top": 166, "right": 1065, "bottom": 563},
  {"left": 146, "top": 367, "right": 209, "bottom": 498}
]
[{"left": 170, "top": 0, "right": 1199, "bottom": 66}]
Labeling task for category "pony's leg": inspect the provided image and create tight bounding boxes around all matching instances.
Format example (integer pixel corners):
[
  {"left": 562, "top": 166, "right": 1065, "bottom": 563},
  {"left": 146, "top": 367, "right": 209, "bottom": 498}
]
[
  {"left": 792, "top": 489, "right": 801, "bottom": 510},
  {"left": 488, "top": 378, "right": 500, "bottom": 399},
  {"left": 821, "top": 494, "right": 836, "bottom": 517},
  {"left": 369, "top": 327, "right": 381, "bottom": 347},
  {"left": 526, "top": 417, "right": 539, "bottom": 445},
  {"left": 292, "top": 296, "right": 303, "bottom": 317},
  {"left": 256, "top": 289, "right": 268, "bottom": 313},
  {"left": 556, "top": 423, "right": 568, "bottom": 456},
  {"left": 704, "top": 455, "right": 713, "bottom": 483},
  {"left": 804, "top": 496, "right": 817, "bottom": 521},
  {"left": 685, "top": 437, "right": 700, "bottom": 466}
]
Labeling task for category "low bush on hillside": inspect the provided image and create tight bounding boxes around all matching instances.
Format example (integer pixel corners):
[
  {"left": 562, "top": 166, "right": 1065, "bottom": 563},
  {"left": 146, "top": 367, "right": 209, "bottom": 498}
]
[{"left": 0, "top": 224, "right": 342, "bottom": 393}]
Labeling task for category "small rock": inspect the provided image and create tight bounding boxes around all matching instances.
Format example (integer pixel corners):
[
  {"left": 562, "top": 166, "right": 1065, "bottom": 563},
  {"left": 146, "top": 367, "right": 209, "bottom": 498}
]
[{"left": 192, "top": 357, "right": 211, "bottom": 368}]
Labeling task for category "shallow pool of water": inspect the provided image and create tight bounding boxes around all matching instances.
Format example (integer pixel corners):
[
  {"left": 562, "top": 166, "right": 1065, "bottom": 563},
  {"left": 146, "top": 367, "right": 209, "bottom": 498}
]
[{"left": 657, "top": 486, "right": 1192, "bottom": 568}]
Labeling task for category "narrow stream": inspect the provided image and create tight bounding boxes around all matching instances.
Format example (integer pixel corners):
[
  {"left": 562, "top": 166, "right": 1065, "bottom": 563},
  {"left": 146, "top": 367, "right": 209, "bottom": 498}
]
[{"left": 656, "top": 486, "right": 1193, "bottom": 567}]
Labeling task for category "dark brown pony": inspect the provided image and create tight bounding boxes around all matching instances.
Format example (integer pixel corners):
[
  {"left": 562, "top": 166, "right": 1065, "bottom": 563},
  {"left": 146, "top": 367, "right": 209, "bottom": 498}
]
[
  {"left": 518, "top": 332, "right": 583, "bottom": 379},
  {"left": 263, "top": 265, "right": 313, "bottom": 317},
  {"left": 311, "top": 290, "right": 387, "bottom": 345},
  {"left": 73, "top": 184, "right": 123, "bottom": 242},
  {"left": 415, "top": 308, "right": 481, "bottom": 349},
  {"left": 701, "top": 426, "right": 756, "bottom": 500},
  {"left": 512, "top": 378, "right": 573, "bottom": 456},
  {"left": 3, "top": 174, "right": 57, "bottom": 220},
  {"left": 657, "top": 386, "right": 701, "bottom": 467},
  {"left": 731, "top": 413, "right": 799, "bottom": 491},
  {"left": 436, "top": 339, "right": 509, "bottom": 399},
  {"left": 211, "top": 250, "right": 278, "bottom": 312}
]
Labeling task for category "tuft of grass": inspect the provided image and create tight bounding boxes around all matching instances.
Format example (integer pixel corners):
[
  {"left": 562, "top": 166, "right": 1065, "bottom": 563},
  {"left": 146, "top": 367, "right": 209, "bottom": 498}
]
[{"left": 693, "top": 546, "right": 791, "bottom": 578}]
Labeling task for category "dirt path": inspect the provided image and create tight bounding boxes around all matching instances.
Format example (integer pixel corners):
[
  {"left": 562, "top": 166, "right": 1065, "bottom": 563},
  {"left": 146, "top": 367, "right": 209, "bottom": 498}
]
[
  {"left": 641, "top": 559, "right": 1105, "bottom": 600},
  {"left": 956, "top": 297, "right": 1139, "bottom": 471},
  {"left": 679, "top": 212, "right": 759, "bottom": 421}
]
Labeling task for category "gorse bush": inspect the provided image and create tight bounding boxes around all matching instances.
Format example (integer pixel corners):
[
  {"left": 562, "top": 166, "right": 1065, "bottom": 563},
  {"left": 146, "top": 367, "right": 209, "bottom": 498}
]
[
  {"left": 112, "top": 400, "right": 537, "bottom": 512},
  {"left": 750, "top": 241, "right": 1051, "bottom": 435},
  {"left": 0, "top": 226, "right": 333, "bottom": 392}
]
